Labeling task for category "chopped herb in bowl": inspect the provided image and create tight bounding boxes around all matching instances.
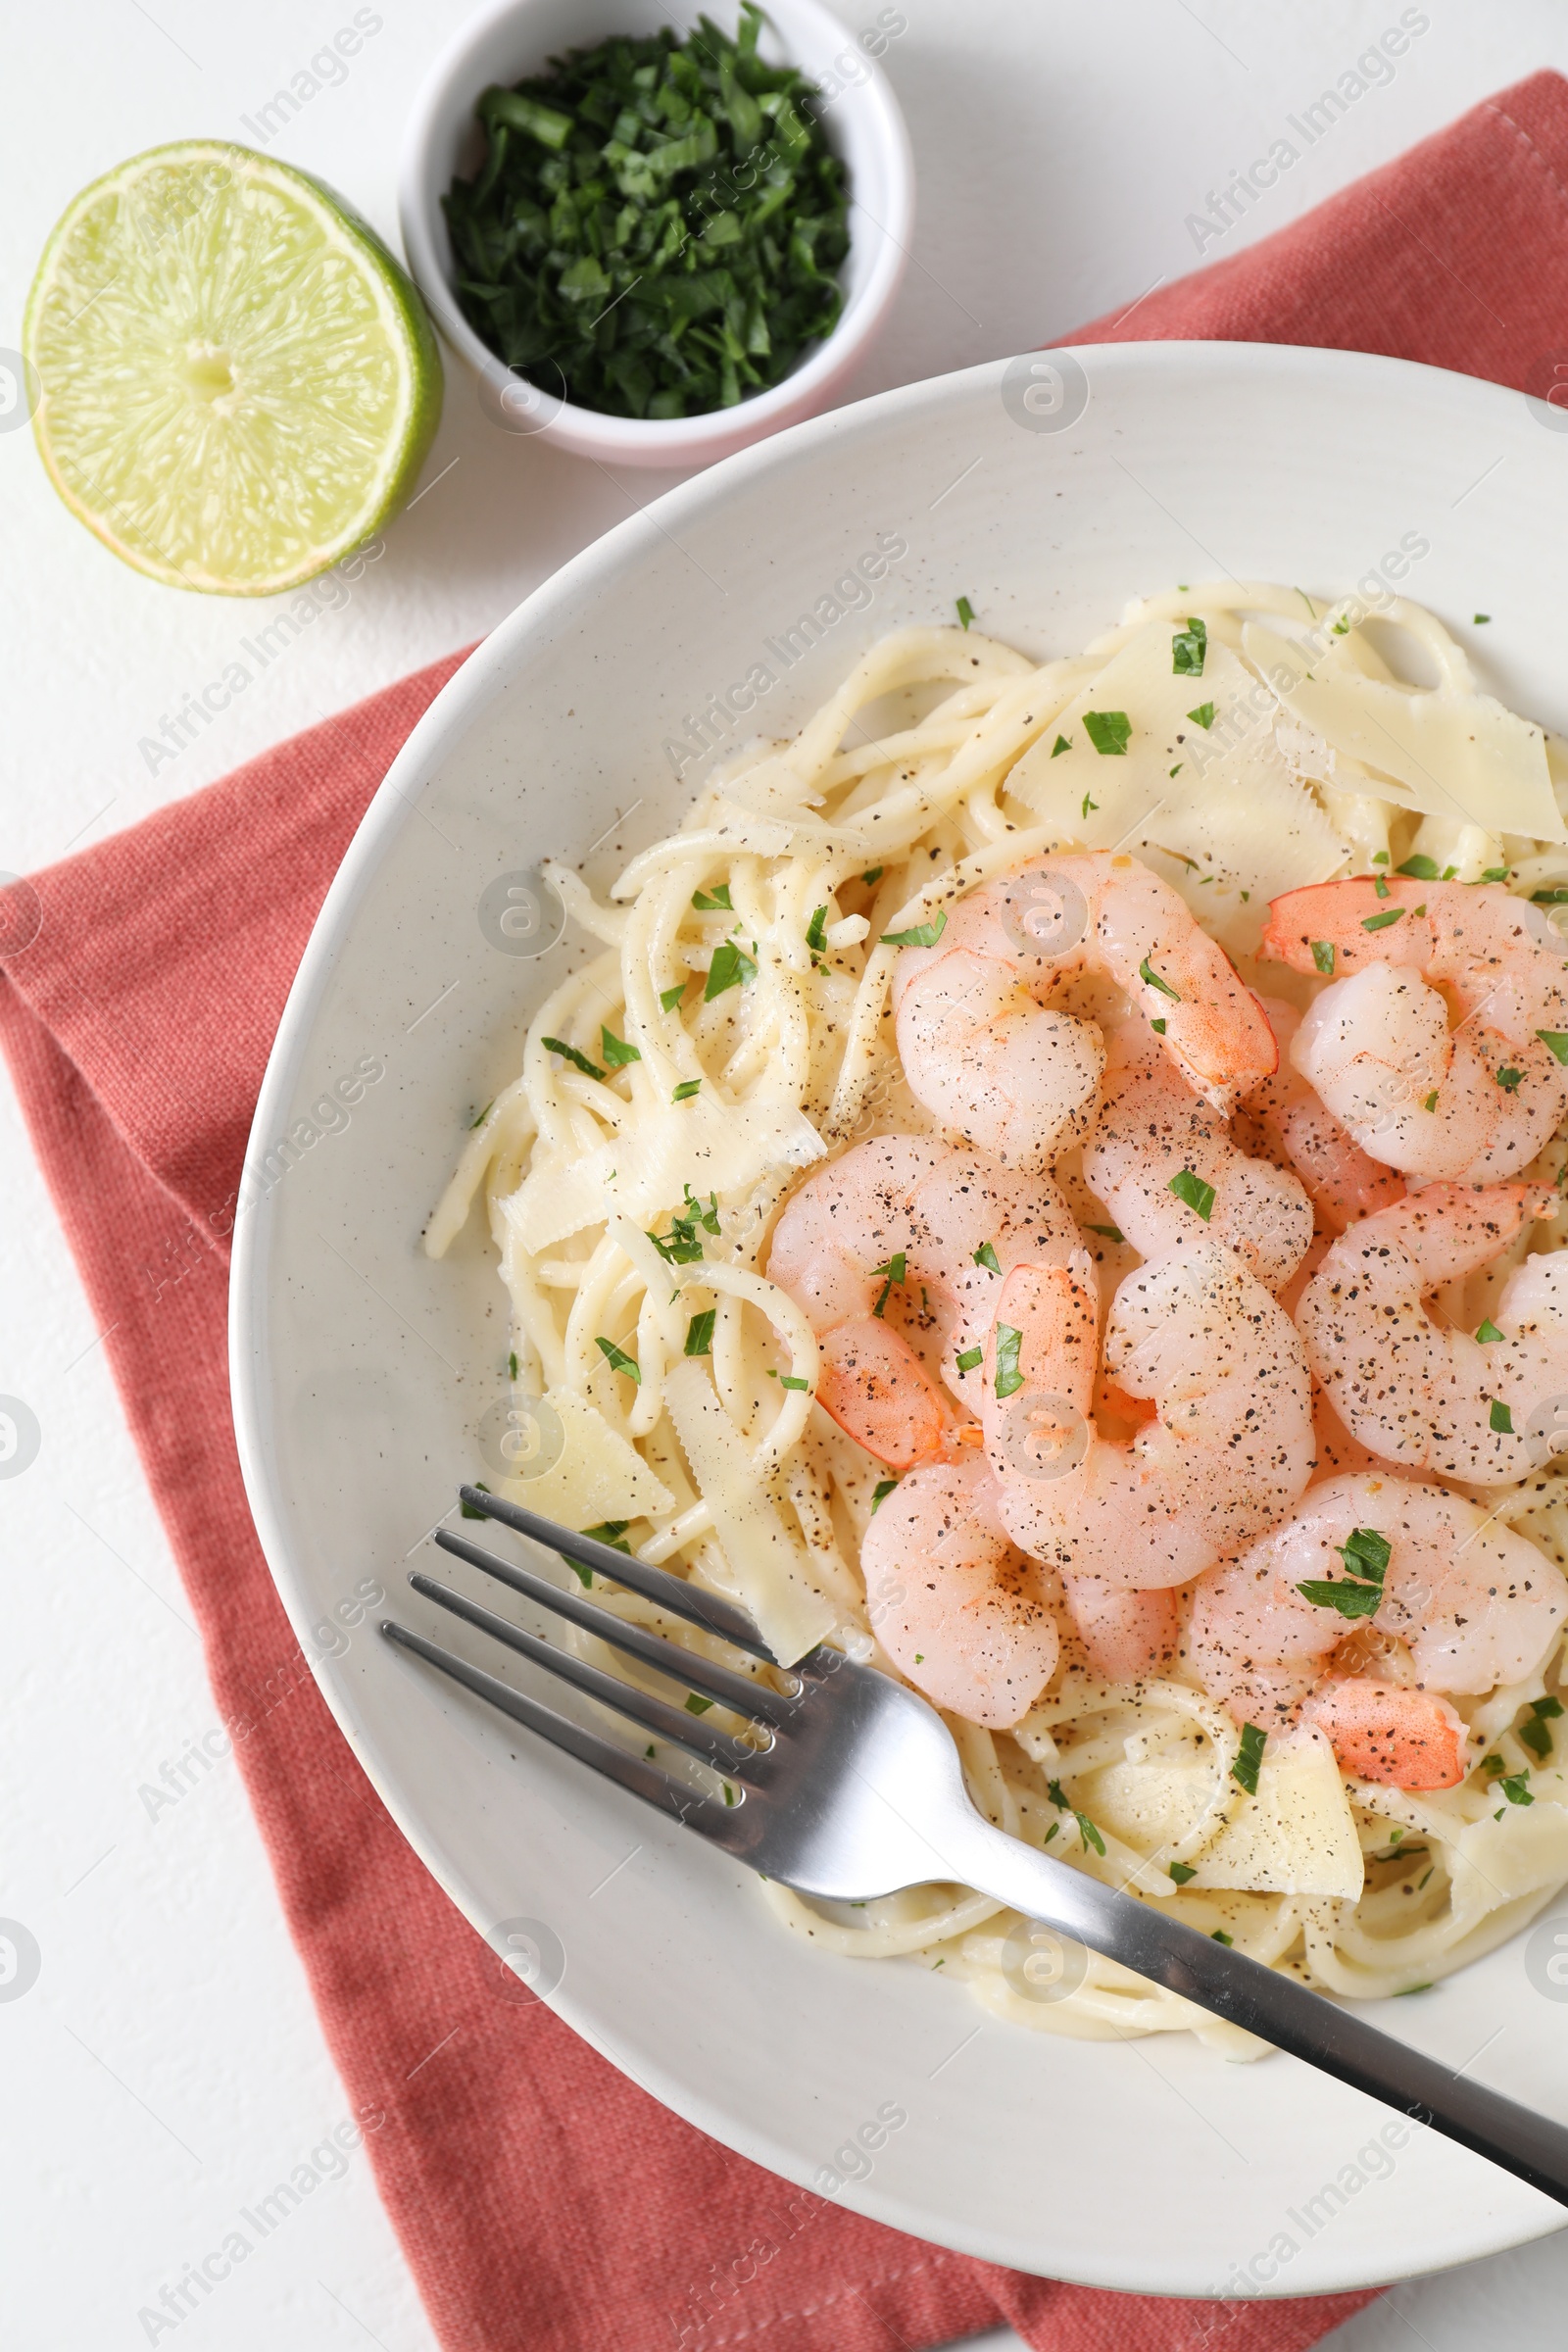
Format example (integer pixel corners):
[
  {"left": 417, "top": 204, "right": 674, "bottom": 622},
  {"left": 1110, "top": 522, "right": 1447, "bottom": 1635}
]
[{"left": 443, "top": 6, "right": 851, "bottom": 420}]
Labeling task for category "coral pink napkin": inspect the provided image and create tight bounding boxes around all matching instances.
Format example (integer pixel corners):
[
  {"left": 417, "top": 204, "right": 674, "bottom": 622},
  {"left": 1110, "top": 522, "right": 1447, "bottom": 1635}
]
[{"left": 11, "top": 63, "right": 1568, "bottom": 2352}]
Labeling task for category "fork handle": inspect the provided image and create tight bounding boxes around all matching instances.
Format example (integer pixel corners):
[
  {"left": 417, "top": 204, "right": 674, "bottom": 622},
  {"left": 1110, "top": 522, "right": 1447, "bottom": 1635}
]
[{"left": 944, "top": 1806, "right": 1568, "bottom": 2208}]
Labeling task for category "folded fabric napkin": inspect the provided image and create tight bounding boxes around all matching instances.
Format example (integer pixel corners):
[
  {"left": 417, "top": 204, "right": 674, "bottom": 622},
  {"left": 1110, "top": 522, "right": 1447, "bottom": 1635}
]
[{"left": 10, "top": 64, "right": 1568, "bottom": 2352}]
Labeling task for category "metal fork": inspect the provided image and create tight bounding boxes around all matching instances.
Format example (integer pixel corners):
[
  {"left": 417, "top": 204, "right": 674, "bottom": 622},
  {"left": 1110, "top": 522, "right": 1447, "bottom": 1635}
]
[{"left": 381, "top": 1484, "right": 1568, "bottom": 2207}]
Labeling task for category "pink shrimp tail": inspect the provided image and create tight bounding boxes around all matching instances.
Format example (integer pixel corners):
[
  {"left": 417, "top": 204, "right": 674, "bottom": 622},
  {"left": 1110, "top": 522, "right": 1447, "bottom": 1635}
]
[
  {"left": 1300, "top": 1677, "right": 1467, "bottom": 1789},
  {"left": 816, "top": 1319, "right": 956, "bottom": 1471}
]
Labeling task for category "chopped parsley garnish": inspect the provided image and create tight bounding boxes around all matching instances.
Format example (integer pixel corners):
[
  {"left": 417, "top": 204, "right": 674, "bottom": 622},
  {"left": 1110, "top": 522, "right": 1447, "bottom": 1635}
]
[
  {"left": 1169, "top": 763, "right": 1183, "bottom": 779},
  {"left": 542, "top": 1034, "right": 606, "bottom": 1080},
  {"left": 580, "top": 1518, "right": 632, "bottom": 1556},
  {"left": 650, "top": 1183, "right": 719, "bottom": 1263},
  {"left": 1372, "top": 852, "right": 1390, "bottom": 865},
  {"left": 469, "top": 1098, "right": 495, "bottom": 1130},
  {"left": 1521, "top": 1713, "right": 1556, "bottom": 1761},
  {"left": 1210, "top": 1930, "right": 1235, "bottom": 1947},
  {"left": 705, "top": 938, "right": 757, "bottom": 999},
  {"left": 1521, "top": 1696, "right": 1564, "bottom": 1762},
  {"left": 1311, "top": 940, "right": 1336, "bottom": 975},
  {"left": 1496, "top": 1065, "right": 1524, "bottom": 1093},
  {"left": 956, "top": 595, "right": 975, "bottom": 630},
  {"left": 672, "top": 1078, "right": 702, "bottom": 1102},
  {"left": 1043, "top": 1820, "right": 1059, "bottom": 1844},
  {"left": 1139, "top": 956, "right": 1181, "bottom": 1002},
  {"left": 1481, "top": 866, "right": 1510, "bottom": 883},
  {"left": 1423, "top": 1090, "right": 1439, "bottom": 1111},
  {"left": 1501, "top": 1770, "right": 1535, "bottom": 1806},
  {"left": 660, "top": 980, "right": 689, "bottom": 1011},
  {"left": 460, "top": 1480, "right": 492, "bottom": 1520},
  {"left": 685, "top": 1692, "right": 713, "bottom": 1715},
  {"left": 692, "top": 883, "right": 733, "bottom": 911},
  {"left": 595, "top": 1335, "right": 641, "bottom": 1382},
  {"left": 870, "top": 1477, "right": 899, "bottom": 1510},
  {"left": 1187, "top": 702, "right": 1215, "bottom": 729},
  {"left": 778, "top": 1373, "right": 810, "bottom": 1392},
  {"left": 1231, "top": 1723, "right": 1267, "bottom": 1795},
  {"left": 1168, "top": 1860, "right": 1198, "bottom": 1885},
  {"left": 1169, "top": 1168, "right": 1215, "bottom": 1220},
  {"left": 1171, "top": 617, "right": 1207, "bottom": 676},
  {"left": 1051, "top": 734, "right": 1072, "bottom": 758},
  {"left": 1532, "top": 887, "right": 1568, "bottom": 905},
  {"left": 956, "top": 1346, "right": 983, "bottom": 1373},
  {"left": 1297, "top": 1523, "right": 1390, "bottom": 1618},
  {"left": 1491, "top": 1397, "right": 1515, "bottom": 1434},
  {"left": 1396, "top": 854, "right": 1440, "bottom": 879},
  {"left": 973, "top": 1242, "right": 1002, "bottom": 1275},
  {"left": 994, "top": 1322, "right": 1024, "bottom": 1398},
  {"left": 1361, "top": 906, "right": 1405, "bottom": 932},
  {"left": 444, "top": 10, "right": 850, "bottom": 421},
  {"left": 1150, "top": 1016, "right": 1167, "bottom": 1034},
  {"left": 684, "top": 1307, "right": 716, "bottom": 1356},
  {"left": 1081, "top": 792, "right": 1099, "bottom": 819},
  {"left": 508, "top": 1350, "right": 519, "bottom": 1380},
  {"left": 805, "top": 905, "right": 828, "bottom": 954},
  {"left": 870, "top": 1251, "right": 906, "bottom": 1316},
  {"left": 880, "top": 909, "right": 947, "bottom": 949},
  {"left": 1373, "top": 873, "right": 1391, "bottom": 899},
  {"left": 601, "top": 1025, "right": 641, "bottom": 1067},
  {"left": 1476, "top": 1318, "right": 1505, "bottom": 1344},
  {"left": 1083, "top": 709, "right": 1131, "bottom": 756},
  {"left": 1537, "top": 1031, "right": 1568, "bottom": 1064},
  {"left": 1076, "top": 1813, "right": 1106, "bottom": 1857},
  {"left": 1087, "top": 1223, "right": 1124, "bottom": 1242}
]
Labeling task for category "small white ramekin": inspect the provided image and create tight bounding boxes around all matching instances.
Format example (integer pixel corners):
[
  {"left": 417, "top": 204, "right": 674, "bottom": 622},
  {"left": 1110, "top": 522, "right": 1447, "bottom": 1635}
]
[{"left": 398, "top": 0, "right": 914, "bottom": 468}]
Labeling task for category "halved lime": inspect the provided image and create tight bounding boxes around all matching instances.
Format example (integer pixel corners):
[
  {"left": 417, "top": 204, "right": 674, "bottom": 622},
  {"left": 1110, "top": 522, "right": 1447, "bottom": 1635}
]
[{"left": 24, "top": 141, "right": 443, "bottom": 595}]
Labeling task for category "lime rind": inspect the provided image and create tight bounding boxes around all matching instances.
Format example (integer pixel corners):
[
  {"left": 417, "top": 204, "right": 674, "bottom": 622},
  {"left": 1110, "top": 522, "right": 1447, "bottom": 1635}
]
[{"left": 24, "top": 140, "right": 443, "bottom": 595}]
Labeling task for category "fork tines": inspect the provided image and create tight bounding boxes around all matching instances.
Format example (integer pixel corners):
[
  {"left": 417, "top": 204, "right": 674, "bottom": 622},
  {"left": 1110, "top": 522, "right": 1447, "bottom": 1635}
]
[{"left": 378, "top": 1487, "right": 788, "bottom": 1823}]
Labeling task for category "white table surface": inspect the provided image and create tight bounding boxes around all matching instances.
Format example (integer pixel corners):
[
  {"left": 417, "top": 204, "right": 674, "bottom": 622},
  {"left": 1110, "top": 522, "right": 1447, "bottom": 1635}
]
[{"left": 5, "top": 3, "right": 1568, "bottom": 2344}]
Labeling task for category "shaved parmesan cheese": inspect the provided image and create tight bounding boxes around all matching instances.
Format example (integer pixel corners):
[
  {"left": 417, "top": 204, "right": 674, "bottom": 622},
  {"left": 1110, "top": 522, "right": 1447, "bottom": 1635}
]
[
  {"left": 662, "top": 1357, "right": 836, "bottom": 1665},
  {"left": 1005, "top": 619, "right": 1348, "bottom": 951},
  {"left": 1084, "top": 1723, "right": 1363, "bottom": 1897},
  {"left": 503, "top": 1093, "right": 826, "bottom": 1254},
  {"left": 1448, "top": 1772, "right": 1568, "bottom": 1930},
  {"left": 500, "top": 1385, "right": 674, "bottom": 1528},
  {"left": 1244, "top": 620, "right": 1566, "bottom": 844}
]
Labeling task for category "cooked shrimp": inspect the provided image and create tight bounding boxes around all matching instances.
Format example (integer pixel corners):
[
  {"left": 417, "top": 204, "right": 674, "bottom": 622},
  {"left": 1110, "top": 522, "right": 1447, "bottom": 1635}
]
[
  {"left": 766, "top": 1134, "right": 1078, "bottom": 1470},
  {"left": 893, "top": 851, "right": 1277, "bottom": 1172},
  {"left": 1061, "top": 1577, "right": 1181, "bottom": 1684},
  {"left": 1083, "top": 1018, "right": 1313, "bottom": 1292},
  {"left": 1240, "top": 997, "right": 1405, "bottom": 1234},
  {"left": 859, "top": 1452, "right": 1061, "bottom": 1727},
  {"left": 1195, "top": 1470, "right": 1568, "bottom": 1707},
  {"left": 1260, "top": 877, "right": 1568, "bottom": 1183},
  {"left": 1189, "top": 1470, "right": 1568, "bottom": 1786},
  {"left": 1298, "top": 1183, "right": 1566, "bottom": 1484},
  {"left": 983, "top": 1240, "right": 1313, "bottom": 1588}
]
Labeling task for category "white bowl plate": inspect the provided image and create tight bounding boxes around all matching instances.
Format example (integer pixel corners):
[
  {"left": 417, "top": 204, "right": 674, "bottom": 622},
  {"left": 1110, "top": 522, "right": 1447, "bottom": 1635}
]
[{"left": 231, "top": 342, "right": 1568, "bottom": 2298}]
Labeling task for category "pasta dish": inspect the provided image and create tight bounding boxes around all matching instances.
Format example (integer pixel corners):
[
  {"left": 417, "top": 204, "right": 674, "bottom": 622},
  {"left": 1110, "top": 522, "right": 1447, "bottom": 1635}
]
[{"left": 427, "top": 583, "right": 1568, "bottom": 2049}]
